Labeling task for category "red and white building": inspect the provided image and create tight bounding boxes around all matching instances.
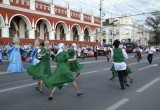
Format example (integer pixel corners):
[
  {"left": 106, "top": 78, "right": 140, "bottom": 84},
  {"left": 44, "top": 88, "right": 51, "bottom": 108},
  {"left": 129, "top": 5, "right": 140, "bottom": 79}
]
[{"left": 0, "top": 0, "right": 100, "bottom": 45}]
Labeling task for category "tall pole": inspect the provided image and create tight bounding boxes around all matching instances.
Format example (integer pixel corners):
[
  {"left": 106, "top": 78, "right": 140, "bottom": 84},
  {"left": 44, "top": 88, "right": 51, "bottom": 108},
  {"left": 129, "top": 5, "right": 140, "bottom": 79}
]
[{"left": 100, "top": 0, "right": 103, "bottom": 46}]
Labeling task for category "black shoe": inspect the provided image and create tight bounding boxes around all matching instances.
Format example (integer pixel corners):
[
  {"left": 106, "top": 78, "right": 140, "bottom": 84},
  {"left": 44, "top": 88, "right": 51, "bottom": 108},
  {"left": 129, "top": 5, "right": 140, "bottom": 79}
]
[
  {"left": 48, "top": 97, "right": 53, "bottom": 100},
  {"left": 77, "top": 93, "right": 84, "bottom": 96},
  {"left": 40, "top": 90, "right": 43, "bottom": 93},
  {"left": 76, "top": 73, "right": 81, "bottom": 77},
  {"left": 110, "top": 77, "right": 115, "bottom": 80},
  {"left": 35, "top": 87, "right": 40, "bottom": 91},
  {"left": 125, "top": 84, "right": 130, "bottom": 87},
  {"left": 121, "top": 87, "right": 126, "bottom": 90},
  {"left": 130, "top": 79, "right": 133, "bottom": 83}
]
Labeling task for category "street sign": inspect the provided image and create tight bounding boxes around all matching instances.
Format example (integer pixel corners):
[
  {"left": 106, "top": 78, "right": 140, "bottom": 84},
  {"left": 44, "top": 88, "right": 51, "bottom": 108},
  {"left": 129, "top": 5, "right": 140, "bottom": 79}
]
[{"left": 98, "top": 33, "right": 103, "bottom": 37}]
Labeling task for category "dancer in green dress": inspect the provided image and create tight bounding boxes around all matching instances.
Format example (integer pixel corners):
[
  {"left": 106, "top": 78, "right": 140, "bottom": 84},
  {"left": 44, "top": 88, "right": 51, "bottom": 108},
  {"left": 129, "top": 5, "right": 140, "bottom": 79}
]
[
  {"left": 27, "top": 41, "right": 52, "bottom": 92},
  {"left": 67, "top": 43, "right": 84, "bottom": 77},
  {"left": 44, "top": 43, "right": 83, "bottom": 100}
]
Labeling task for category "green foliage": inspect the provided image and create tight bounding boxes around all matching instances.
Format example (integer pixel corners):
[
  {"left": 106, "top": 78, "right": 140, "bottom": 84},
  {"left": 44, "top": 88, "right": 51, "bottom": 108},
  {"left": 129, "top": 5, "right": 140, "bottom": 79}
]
[{"left": 146, "top": 10, "right": 160, "bottom": 45}]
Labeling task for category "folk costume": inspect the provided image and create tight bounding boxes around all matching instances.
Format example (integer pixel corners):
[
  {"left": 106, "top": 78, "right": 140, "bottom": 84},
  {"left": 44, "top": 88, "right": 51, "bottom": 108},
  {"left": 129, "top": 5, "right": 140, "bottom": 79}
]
[
  {"left": 67, "top": 43, "right": 84, "bottom": 77},
  {"left": 31, "top": 39, "right": 40, "bottom": 65},
  {"left": 145, "top": 46, "right": 156, "bottom": 64},
  {"left": 27, "top": 41, "right": 52, "bottom": 92},
  {"left": 44, "top": 43, "right": 83, "bottom": 100},
  {"left": 134, "top": 47, "right": 142, "bottom": 62},
  {"left": 110, "top": 65, "right": 133, "bottom": 83},
  {"left": 7, "top": 35, "right": 26, "bottom": 72},
  {"left": 106, "top": 46, "right": 111, "bottom": 61},
  {"left": 111, "top": 40, "right": 129, "bottom": 90}
]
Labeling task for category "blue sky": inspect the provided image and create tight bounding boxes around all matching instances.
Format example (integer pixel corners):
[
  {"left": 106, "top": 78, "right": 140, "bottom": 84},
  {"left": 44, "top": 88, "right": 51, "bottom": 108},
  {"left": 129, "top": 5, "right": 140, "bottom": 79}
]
[{"left": 43, "top": 0, "right": 160, "bottom": 24}]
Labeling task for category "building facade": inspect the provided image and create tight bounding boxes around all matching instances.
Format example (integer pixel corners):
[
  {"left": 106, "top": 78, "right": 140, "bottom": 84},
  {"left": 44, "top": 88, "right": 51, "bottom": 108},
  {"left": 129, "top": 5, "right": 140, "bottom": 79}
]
[
  {"left": 0, "top": 0, "right": 100, "bottom": 45},
  {"left": 102, "top": 13, "right": 150, "bottom": 45}
]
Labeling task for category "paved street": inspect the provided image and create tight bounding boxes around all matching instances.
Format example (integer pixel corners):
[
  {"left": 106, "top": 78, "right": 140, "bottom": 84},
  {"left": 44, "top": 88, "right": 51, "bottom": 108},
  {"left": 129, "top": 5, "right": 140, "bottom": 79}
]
[{"left": 0, "top": 52, "right": 160, "bottom": 110}]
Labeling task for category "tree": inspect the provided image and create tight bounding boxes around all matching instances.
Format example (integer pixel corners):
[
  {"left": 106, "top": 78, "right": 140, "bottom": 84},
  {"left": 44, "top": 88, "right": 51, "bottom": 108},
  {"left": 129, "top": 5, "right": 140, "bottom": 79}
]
[{"left": 145, "top": 10, "right": 160, "bottom": 45}]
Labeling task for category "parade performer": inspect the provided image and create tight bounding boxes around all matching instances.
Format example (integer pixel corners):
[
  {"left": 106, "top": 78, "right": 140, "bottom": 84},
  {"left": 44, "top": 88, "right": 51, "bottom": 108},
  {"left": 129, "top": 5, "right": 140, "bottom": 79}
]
[
  {"left": 27, "top": 41, "right": 52, "bottom": 92},
  {"left": 145, "top": 45, "right": 156, "bottom": 64},
  {"left": 134, "top": 46, "right": 142, "bottom": 62},
  {"left": 106, "top": 46, "right": 111, "bottom": 61},
  {"left": 7, "top": 35, "right": 26, "bottom": 72},
  {"left": 93, "top": 46, "right": 98, "bottom": 60},
  {"left": 31, "top": 39, "right": 40, "bottom": 65},
  {"left": 44, "top": 43, "right": 83, "bottom": 100},
  {"left": 111, "top": 40, "right": 128, "bottom": 90},
  {"left": 110, "top": 65, "right": 133, "bottom": 83},
  {"left": 67, "top": 43, "right": 84, "bottom": 77}
]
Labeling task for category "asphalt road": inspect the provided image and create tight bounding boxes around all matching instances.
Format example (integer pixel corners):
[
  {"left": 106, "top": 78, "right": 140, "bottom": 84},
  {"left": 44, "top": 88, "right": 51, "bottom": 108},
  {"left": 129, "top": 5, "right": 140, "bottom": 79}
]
[{"left": 0, "top": 52, "right": 160, "bottom": 110}]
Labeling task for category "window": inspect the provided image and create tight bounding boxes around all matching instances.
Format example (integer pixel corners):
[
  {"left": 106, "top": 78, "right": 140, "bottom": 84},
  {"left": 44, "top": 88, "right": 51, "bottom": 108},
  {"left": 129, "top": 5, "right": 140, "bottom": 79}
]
[
  {"left": 126, "top": 29, "right": 129, "bottom": 35},
  {"left": 116, "top": 29, "right": 119, "bottom": 35},
  {"left": 109, "top": 30, "right": 112, "bottom": 35}
]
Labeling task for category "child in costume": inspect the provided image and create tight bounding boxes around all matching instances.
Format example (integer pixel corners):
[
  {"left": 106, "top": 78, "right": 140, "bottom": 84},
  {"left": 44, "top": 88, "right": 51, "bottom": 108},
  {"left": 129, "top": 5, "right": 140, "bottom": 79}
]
[{"left": 7, "top": 35, "right": 26, "bottom": 72}]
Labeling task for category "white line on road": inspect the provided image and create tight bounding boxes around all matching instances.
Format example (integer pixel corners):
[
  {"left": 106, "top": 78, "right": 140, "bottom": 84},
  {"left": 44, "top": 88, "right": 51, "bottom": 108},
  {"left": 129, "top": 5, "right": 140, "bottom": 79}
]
[
  {"left": 105, "top": 98, "right": 129, "bottom": 110},
  {"left": 136, "top": 78, "right": 160, "bottom": 93},
  {"left": 0, "top": 83, "right": 37, "bottom": 93},
  {"left": 138, "top": 64, "right": 158, "bottom": 70}
]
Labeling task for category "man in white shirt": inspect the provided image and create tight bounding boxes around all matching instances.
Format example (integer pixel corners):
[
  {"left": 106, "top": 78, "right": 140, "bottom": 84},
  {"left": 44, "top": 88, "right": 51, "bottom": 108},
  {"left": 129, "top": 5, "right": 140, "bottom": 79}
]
[
  {"left": 110, "top": 40, "right": 128, "bottom": 90},
  {"left": 145, "top": 45, "right": 156, "bottom": 64}
]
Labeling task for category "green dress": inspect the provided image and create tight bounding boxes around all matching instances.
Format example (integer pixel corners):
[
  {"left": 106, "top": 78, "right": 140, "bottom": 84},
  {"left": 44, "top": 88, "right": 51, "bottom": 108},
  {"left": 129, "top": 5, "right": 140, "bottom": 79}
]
[
  {"left": 111, "top": 65, "right": 132, "bottom": 77},
  {"left": 27, "top": 47, "right": 52, "bottom": 80},
  {"left": 67, "top": 49, "right": 84, "bottom": 72},
  {"left": 44, "top": 51, "right": 75, "bottom": 89}
]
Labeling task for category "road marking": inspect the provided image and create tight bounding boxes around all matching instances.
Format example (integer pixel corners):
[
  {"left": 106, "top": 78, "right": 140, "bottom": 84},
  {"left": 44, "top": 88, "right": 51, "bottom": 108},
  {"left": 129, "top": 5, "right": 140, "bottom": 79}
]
[
  {"left": 0, "top": 56, "right": 160, "bottom": 93},
  {"left": 81, "top": 70, "right": 99, "bottom": 75},
  {"left": 0, "top": 83, "right": 37, "bottom": 93},
  {"left": 136, "top": 78, "right": 160, "bottom": 93},
  {"left": 138, "top": 64, "right": 158, "bottom": 70},
  {"left": 0, "top": 79, "right": 32, "bottom": 86},
  {"left": 106, "top": 98, "right": 129, "bottom": 110}
]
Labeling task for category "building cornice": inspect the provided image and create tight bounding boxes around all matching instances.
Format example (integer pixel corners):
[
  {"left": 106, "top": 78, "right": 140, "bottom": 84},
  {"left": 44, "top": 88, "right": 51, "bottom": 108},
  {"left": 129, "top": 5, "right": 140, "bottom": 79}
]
[{"left": 0, "top": 4, "right": 100, "bottom": 27}]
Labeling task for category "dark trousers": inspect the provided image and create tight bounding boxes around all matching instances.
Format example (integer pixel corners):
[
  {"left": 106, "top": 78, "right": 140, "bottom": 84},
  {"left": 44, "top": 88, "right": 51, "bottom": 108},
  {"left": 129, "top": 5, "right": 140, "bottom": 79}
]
[
  {"left": 117, "top": 70, "right": 127, "bottom": 88},
  {"left": 94, "top": 52, "right": 98, "bottom": 60},
  {"left": 147, "top": 54, "right": 153, "bottom": 64}
]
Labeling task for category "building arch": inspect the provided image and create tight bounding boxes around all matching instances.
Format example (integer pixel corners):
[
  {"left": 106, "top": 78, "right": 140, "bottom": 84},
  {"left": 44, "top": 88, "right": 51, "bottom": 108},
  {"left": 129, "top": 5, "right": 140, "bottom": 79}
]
[
  {"left": 35, "top": 18, "right": 52, "bottom": 39},
  {"left": 84, "top": 26, "right": 92, "bottom": 42},
  {"left": 71, "top": 24, "right": 82, "bottom": 41},
  {"left": 9, "top": 14, "right": 32, "bottom": 30},
  {"left": 55, "top": 21, "right": 68, "bottom": 40}
]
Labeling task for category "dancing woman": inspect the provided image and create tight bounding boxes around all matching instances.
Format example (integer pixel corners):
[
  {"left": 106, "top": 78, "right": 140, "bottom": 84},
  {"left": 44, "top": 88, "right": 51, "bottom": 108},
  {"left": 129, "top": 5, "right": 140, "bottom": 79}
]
[
  {"left": 67, "top": 43, "right": 84, "bottom": 77},
  {"left": 7, "top": 35, "right": 26, "bottom": 72},
  {"left": 44, "top": 43, "right": 83, "bottom": 100},
  {"left": 134, "top": 46, "right": 142, "bottom": 62},
  {"left": 27, "top": 41, "right": 52, "bottom": 92}
]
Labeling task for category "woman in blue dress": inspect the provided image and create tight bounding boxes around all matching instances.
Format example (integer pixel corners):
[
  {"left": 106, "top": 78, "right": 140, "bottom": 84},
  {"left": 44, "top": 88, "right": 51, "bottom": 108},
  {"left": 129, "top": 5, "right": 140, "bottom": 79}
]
[
  {"left": 31, "top": 39, "right": 40, "bottom": 65},
  {"left": 7, "top": 35, "right": 26, "bottom": 73}
]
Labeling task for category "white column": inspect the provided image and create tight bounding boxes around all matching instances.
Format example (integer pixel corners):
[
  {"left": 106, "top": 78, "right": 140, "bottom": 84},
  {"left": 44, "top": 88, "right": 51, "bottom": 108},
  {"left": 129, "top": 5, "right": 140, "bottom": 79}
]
[
  {"left": 3, "top": 0, "right": 10, "bottom": 5},
  {"left": 91, "top": 16, "right": 94, "bottom": 23},
  {"left": 67, "top": 9, "right": 71, "bottom": 18},
  {"left": 90, "top": 34, "right": 94, "bottom": 42},
  {"left": 79, "top": 34, "right": 84, "bottom": 41},
  {"left": 30, "top": 0, "right": 35, "bottom": 10},
  {"left": 49, "top": 30, "right": 55, "bottom": 40},
  {"left": 65, "top": 32, "right": 71, "bottom": 41},
  {"left": 2, "top": 26, "right": 9, "bottom": 37},
  {"left": 29, "top": 29, "right": 35, "bottom": 39},
  {"left": 50, "top": 4, "right": 55, "bottom": 15},
  {"left": 56, "top": 33, "right": 60, "bottom": 40},
  {"left": 81, "top": 13, "right": 83, "bottom": 21}
]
